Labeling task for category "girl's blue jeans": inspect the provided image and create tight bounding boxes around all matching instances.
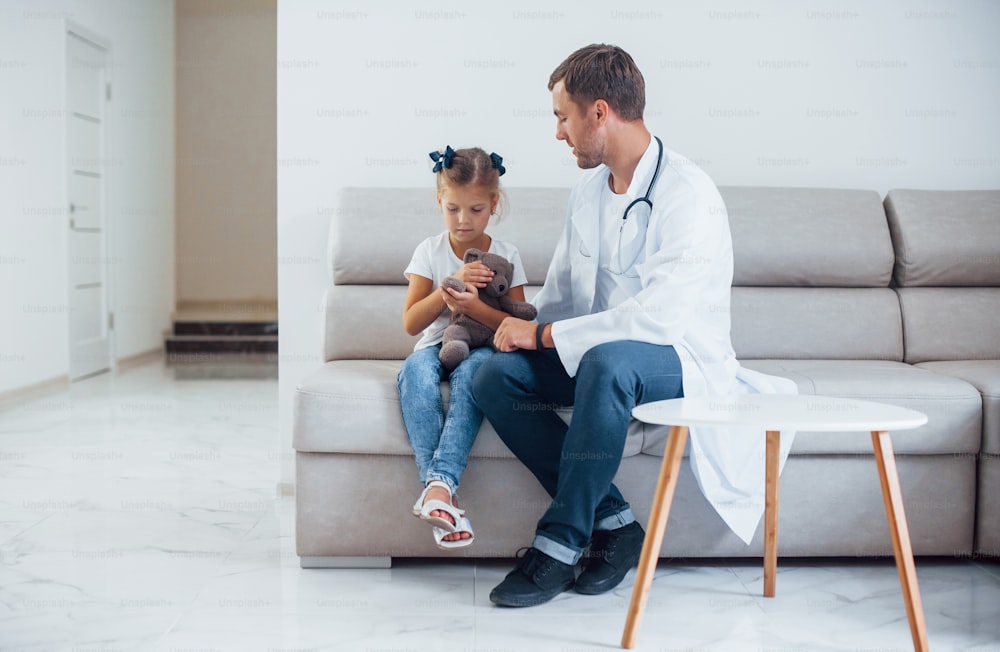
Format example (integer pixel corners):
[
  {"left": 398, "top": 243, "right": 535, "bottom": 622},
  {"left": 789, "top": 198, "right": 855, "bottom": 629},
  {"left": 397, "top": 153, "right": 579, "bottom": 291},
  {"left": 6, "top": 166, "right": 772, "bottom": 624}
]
[{"left": 397, "top": 344, "right": 493, "bottom": 496}]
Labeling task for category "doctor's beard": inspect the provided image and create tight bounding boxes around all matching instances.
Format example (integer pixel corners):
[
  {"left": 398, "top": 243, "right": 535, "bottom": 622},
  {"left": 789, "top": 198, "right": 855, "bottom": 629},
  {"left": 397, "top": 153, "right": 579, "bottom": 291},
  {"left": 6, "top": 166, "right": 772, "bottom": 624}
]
[{"left": 569, "top": 131, "right": 605, "bottom": 169}]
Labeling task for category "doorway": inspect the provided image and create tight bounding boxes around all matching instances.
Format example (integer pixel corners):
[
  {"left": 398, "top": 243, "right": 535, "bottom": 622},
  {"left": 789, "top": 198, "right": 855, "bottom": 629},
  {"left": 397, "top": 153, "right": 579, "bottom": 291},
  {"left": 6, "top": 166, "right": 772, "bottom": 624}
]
[{"left": 65, "top": 22, "right": 112, "bottom": 380}]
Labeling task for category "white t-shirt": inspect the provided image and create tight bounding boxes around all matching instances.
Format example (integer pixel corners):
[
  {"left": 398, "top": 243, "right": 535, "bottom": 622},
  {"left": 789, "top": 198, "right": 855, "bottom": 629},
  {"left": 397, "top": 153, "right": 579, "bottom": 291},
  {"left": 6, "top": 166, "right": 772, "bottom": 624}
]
[
  {"left": 404, "top": 231, "right": 528, "bottom": 351},
  {"left": 593, "top": 182, "right": 639, "bottom": 312}
]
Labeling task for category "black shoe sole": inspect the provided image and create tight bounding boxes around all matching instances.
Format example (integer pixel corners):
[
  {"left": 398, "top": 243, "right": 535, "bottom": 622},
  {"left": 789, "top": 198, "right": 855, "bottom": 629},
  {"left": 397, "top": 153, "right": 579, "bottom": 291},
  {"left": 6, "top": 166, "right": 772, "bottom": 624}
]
[
  {"left": 574, "top": 550, "right": 642, "bottom": 595},
  {"left": 489, "top": 579, "right": 575, "bottom": 607},
  {"left": 573, "top": 569, "right": 632, "bottom": 595}
]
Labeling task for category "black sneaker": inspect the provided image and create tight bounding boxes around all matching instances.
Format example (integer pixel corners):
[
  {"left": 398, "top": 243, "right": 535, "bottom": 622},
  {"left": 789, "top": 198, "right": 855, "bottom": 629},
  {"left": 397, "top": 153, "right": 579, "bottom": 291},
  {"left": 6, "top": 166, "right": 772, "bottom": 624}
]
[
  {"left": 489, "top": 547, "right": 576, "bottom": 607},
  {"left": 575, "top": 521, "right": 645, "bottom": 595}
]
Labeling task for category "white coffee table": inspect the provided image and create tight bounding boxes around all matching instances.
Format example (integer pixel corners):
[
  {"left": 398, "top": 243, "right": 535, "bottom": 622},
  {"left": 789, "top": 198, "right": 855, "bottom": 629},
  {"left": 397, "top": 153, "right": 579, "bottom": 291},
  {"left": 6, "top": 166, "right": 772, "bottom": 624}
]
[{"left": 622, "top": 394, "right": 930, "bottom": 651}]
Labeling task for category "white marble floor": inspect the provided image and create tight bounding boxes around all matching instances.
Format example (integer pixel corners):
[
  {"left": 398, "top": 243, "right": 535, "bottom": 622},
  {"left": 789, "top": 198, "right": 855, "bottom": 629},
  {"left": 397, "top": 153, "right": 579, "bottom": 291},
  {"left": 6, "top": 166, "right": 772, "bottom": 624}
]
[{"left": 1, "top": 356, "right": 999, "bottom": 651}]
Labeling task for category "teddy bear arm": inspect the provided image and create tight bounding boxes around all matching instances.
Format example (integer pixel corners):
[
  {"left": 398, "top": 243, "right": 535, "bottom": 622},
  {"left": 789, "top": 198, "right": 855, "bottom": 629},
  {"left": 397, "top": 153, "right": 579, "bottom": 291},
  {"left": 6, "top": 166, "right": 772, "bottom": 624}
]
[
  {"left": 441, "top": 276, "right": 467, "bottom": 294},
  {"left": 498, "top": 296, "right": 538, "bottom": 321}
]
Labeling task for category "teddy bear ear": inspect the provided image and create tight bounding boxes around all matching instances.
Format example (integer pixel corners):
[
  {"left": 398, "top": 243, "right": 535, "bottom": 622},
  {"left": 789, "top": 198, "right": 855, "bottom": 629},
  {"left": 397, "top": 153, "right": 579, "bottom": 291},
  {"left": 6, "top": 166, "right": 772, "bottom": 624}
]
[
  {"left": 483, "top": 252, "right": 509, "bottom": 269},
  {"left": 464, "top": 248, "right": 482, "bottom": 263}
]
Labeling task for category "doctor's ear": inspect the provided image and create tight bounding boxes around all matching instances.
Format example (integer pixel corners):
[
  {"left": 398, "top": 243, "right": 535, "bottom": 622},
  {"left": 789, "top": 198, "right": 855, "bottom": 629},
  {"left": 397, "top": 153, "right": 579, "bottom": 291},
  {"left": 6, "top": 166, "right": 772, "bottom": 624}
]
[{"left": 592, "top": 99, "right": 610, "bottom": 124}]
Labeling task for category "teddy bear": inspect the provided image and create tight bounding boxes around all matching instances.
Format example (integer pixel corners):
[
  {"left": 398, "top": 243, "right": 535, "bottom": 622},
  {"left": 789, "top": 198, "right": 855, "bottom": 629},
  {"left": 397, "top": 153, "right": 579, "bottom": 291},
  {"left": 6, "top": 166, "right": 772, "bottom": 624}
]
[{"left": 439, "top": 248, "right": 537, "bottom": 371}]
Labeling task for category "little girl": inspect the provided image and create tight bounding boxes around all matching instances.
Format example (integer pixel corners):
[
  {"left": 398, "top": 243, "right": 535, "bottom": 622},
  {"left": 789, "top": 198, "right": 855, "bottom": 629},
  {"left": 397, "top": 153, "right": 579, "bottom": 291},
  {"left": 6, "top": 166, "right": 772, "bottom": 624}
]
[{"left": 398, "top": 145, "right": 528, "bottom": 549}]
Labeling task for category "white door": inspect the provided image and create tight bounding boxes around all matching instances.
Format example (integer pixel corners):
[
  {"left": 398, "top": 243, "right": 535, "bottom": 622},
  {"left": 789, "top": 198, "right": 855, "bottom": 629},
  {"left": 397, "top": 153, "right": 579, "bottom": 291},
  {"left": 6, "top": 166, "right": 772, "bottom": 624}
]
[{"left": 66, "top": 25, "right": 112, "bottom": 380}]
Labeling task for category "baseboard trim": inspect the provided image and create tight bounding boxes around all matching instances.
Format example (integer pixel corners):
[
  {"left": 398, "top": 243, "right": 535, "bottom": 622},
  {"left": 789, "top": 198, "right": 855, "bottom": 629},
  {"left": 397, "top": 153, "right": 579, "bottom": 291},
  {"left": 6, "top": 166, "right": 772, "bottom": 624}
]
[
  {"left": 300, "top": 556, "right": 392, "bottom": 569},
  {"left": 0, "top": 374, "right": 70, "bottom": 412},
  {"left": 116, "top": 348, "right": 164, "bottom": 372}
]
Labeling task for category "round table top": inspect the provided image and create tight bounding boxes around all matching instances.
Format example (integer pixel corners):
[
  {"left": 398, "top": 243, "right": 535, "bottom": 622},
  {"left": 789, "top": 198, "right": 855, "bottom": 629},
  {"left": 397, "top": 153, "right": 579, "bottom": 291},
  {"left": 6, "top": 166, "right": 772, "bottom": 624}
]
[{"left": 631, "top": 394, "right": 928, "bottom": 432}]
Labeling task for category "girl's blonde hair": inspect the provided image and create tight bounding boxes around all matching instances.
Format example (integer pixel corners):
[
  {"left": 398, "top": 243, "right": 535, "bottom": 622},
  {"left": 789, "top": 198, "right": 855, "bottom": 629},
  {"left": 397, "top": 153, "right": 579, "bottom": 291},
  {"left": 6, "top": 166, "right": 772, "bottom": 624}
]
[{"left": 432, "top": 146, "right": 507, "bottom": 218}]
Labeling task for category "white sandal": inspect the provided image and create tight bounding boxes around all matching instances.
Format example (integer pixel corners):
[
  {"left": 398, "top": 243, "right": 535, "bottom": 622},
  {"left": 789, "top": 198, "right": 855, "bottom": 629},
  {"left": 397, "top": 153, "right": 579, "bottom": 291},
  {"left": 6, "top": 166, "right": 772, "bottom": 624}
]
[
  {"left": 412, "top": 480, "right": 465, "bottom": 533},
  {"left": 433, "top": 516, "right": 475, "bottom": 550}
]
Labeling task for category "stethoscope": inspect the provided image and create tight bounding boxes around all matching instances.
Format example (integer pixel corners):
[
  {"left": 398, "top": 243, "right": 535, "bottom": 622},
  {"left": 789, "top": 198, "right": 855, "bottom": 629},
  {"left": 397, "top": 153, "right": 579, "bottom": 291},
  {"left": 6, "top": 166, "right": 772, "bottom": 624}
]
[{"left": 582, "top": 135, "right": 664, "bottom": 277}]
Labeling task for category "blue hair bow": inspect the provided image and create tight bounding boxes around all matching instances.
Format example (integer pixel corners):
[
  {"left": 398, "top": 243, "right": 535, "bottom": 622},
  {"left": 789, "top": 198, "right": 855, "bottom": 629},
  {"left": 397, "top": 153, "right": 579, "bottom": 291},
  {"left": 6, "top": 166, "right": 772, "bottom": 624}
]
[
  {"left": 429, "top": 145, "right": 456, "bottom": 172},
  {"left": 490, "top": 152, "right": 506, "bottom": 176}
]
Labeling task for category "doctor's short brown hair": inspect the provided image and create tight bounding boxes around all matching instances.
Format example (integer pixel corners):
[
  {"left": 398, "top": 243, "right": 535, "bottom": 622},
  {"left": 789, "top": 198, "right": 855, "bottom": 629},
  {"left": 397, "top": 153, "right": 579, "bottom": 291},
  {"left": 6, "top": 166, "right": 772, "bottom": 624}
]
[{"left": 548, "top": 44, "right": 645, "bottom": 121}]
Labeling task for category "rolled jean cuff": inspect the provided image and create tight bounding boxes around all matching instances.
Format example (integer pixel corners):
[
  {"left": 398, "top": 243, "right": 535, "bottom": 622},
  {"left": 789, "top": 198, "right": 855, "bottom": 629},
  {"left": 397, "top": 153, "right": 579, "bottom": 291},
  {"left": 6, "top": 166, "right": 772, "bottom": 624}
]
[
  {"left": 532, "top": 533, "right": 582, "bottom": 566},
  {"left": 594, "top": 507, "right": 635, "bottom": 532},
  {"left": 424, "top": 473, "right": 457, "bottom": 495}
]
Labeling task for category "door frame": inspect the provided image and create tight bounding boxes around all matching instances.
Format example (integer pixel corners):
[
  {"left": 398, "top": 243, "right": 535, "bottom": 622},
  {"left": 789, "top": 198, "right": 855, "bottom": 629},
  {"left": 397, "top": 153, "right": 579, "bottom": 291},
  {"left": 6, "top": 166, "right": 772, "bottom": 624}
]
[{"left": 65, "top": 20, "right": 115, "bottom": 380}]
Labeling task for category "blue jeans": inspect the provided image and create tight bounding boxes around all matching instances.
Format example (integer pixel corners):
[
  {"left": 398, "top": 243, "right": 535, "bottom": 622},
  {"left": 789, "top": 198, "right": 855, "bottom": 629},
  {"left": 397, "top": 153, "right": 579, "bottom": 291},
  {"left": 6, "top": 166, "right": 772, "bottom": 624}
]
[
  {"left": 472, "top": 341, "right": 683, "bottom": 565},
  {"left": 397, "top": 344, "right": 493, "bottom": 495}
]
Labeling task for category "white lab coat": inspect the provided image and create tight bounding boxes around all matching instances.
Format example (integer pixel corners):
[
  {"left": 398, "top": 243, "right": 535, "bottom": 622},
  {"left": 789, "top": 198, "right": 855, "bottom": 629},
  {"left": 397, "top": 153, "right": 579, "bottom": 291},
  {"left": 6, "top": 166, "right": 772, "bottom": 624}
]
[{"left": 534, "top": 137, "right": 797, "bottom": 544}]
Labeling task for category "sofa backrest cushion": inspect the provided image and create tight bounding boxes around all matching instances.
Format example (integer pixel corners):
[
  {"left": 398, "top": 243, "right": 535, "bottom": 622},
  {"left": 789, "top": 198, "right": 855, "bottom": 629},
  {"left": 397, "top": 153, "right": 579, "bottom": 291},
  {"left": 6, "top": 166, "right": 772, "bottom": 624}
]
[
  {"left": 898, "top": 288, "right": 1000, "bottom": 363},
  {"left": 325, "top": 286, "right": 415, "bottom": 361},
  {"left": 723, "top": 186, "right": 893, "bottom": 287},
  {"left": 885, "top": 189, "right": 1000, "bottom": 287},
  {"left": 325, "top": 185, "right": 903, "bottom": 362},
  {"left": 324, "top": 285, "right": 543, "bottom": 362},
  {"left": 330, "top": 185, "right": 895, "bottom": 287},
  {"left": 731, "top": 287, "right": 903, "bottom": 360},
  {"left": 722, "top": 186, "right": 900, "bottom": 360},
  {"left": 329, "top": 187, "right": 569, "bottom": 286}
]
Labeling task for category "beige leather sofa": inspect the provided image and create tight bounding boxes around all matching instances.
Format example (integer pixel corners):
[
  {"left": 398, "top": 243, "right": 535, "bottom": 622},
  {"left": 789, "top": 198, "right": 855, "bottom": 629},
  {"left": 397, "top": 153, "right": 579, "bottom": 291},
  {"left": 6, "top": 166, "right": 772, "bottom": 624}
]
[{"left": 293, "top": 186, "right": 999, "bottom": 567}]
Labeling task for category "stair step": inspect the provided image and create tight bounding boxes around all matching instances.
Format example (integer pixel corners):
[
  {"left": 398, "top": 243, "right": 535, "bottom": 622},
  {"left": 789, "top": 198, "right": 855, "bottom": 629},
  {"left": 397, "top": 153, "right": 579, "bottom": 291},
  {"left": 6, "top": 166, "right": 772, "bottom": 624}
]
[
  {"left": 173, "top": 321, "right": 278, "bottom": 337},
  {"left": 165, "top": 334, "right": 278, "bottom": 355}
]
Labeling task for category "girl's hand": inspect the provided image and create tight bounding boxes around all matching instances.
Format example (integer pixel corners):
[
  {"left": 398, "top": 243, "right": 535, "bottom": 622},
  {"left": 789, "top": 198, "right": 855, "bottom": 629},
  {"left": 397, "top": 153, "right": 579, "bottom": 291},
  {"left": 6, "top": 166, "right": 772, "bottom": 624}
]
[
  {"left": 452, "top": 261, "right": 494, "bottom": 289},
  {"left": 441, "top": 283, "right": 479, "bottom": 315}
]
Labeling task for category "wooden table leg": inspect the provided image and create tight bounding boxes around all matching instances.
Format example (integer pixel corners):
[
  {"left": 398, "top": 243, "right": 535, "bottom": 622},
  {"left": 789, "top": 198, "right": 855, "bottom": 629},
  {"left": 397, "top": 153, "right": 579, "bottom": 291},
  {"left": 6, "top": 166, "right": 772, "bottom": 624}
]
[
  {"left": 764, "top": 430, "right": 780, "bottom": 597},
  {"left": 871, "top": 430, "right": 929, "bottom": 652},
  {"left": 621, "top": 425, "right": 689, "bottom": 649}
]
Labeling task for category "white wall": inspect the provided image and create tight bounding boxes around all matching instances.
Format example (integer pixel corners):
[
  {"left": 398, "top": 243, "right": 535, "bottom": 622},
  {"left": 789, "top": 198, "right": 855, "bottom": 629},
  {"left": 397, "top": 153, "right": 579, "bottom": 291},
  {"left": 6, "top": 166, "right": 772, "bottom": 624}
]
[
  {"left": 0, "top": 0, "right": 175, "bottom": 394},
  {"left": 277, "top": 0, "right": 1000, "bottom": 483}
]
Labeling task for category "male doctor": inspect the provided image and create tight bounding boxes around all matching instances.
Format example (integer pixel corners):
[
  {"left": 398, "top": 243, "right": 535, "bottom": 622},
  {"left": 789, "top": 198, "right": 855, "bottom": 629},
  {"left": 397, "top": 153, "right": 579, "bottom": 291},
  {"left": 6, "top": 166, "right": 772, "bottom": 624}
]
[{"left": 473, "top": 43, "right": 750, "bottom": 607}]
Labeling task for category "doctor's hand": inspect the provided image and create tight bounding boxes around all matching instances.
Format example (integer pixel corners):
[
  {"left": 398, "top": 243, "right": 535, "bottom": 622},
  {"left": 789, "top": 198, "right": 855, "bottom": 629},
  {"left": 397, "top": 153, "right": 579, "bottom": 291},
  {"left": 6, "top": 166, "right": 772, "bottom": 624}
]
[{"left": 493, "top": 317, "right": 537, "bottom": 352}]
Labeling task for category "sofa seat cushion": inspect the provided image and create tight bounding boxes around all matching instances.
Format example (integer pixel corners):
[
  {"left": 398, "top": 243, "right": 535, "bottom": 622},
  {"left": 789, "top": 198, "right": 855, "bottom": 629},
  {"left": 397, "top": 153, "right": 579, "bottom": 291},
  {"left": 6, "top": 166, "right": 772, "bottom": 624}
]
[
  {"left": 710, "top": 360, "right": 982, "bottom": 455},
  {"left": 296, "top": 358, "right": 982, "bottom": 460},
  {"left": 293, "top": 359, "right": 647, "bottom": 458},
  {"left": 915, "top": 360, "right": 1000, "bottom": 454}
]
